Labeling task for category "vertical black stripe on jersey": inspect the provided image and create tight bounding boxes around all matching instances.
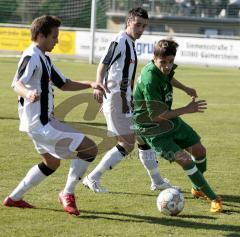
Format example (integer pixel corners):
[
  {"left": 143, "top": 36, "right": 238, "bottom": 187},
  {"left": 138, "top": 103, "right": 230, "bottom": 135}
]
[
  {"left": 51, "top": 67, "right": 66, "bottom": 88},
  {"left": 102, "top": 42, "right": 118, "bottom": 65},
  {"left": 131, "top": 42, "right": 138, "bottom": 91},
  {"left": 39, "top": 57, "right": 49, "bottom": 125},
  {"left": 131, "top": 42, "right": 138, "bottom": 110},
  {"left": 120, "top": 40, "right": 131, "bottom": 114},
  {"left": 105, "top": 52, "right": 121, "bottom": 87},
  {"left": 103, "top": 42, "right": 121, "bottom": 89},
  {"left": 45, "top": 55, "right": 51, "bottom": 65},
  {"left": 17, "top": 56, "right": 31, "bottom": 79},
  {"left": 45, "top": 55, "right": 65, "bottom": 88}
]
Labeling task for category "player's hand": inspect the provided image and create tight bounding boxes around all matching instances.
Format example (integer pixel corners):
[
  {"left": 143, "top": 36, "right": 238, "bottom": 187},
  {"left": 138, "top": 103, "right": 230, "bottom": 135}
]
[
  {"left": 185, "top": 97, "right": 207, "bottom": 113},
  {"left": 93, "top": 89, "right": 104, "bottom": 103},
  {"left": 184, "top": 87, "right": 198, "bottom": 98},
  {"left": 91, "top": 82, "right": 110, "bottom": 103},
  {"left": 26, "top": 89, "right": 40, "bottom": 103}
]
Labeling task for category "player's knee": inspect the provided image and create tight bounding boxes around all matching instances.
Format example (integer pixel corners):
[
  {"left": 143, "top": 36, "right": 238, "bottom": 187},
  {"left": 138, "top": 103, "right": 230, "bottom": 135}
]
[
  {"left": 190, "top": 143, "right": 207, "bottom": 160},
  {"left": 38, "top": 162, "right": 58, "bottom": 176},
  {"left": 198, "top": 145, "right": 206, "bottom": 158},
  {"left": 87, "top": 141, "right": 98, "bottom": 157},
  {"left": 116, "top": 144, "right": 129, "bottom": 157},
  {"left": 193, "top": 144, "right": 206, "bottom": 158},
  {"left": 175, "top": 151, "right": 193, "bottom": 168},
  {"left": 77, "top": 140, "right": 98, "bottom": 162},
  {"left": 118, "top": 142, "right": 134, "bottom": 154}
]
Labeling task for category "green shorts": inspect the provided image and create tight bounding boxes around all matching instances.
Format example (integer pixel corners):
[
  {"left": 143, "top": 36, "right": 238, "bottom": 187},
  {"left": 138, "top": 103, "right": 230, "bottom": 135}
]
[{"left": 140, "top": 119, "right": 201, "bottom": 161}]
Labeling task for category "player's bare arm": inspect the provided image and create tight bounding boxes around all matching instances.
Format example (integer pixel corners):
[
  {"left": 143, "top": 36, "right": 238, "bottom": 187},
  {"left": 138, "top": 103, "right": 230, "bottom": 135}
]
[
  {"left": 94, "top": 63, "right": 108, "bottom": 103},
  {"left": 14, "top": 80, "right": 40, "bottom": 103},
  {"left": 152, "top": 97, "right": 207, "bottom": 122},
  {"left": 60, "top": 78, "right": 108, "bottom": 97},
  {"left": 171, "top": 77, "right": 198, "bottom": 98}
]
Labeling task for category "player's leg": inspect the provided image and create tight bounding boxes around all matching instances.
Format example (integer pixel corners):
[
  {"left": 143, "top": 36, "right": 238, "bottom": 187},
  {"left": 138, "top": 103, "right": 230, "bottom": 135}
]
[
  {"left": 63, "top": 136, "right": 97, "bottom": 194},
  {"left": 186, "top": 142, "right": 207, "bottom": 174},
  {"left": 185, "top": 142, "right": 208, "bottom": 199},
  {"left": 3, "top": 153, "right": 59, "bottom": 208},
  {"left": 83, "top": 104, "right": 135, "bottom": 193},
  {"left": 83, "top": 133, "right": 135, "bottom": 193},
  {"left": 143, "top": 133, "right": 222, "bottom": 213},
  {"left": 174, "top": 151, "right": 222, "bottom": 213},
  {"left": 137, "top": 136, "right": 179, "bottom": 191},
  {"left": 60, "top": 136, "right": 97, "bottom": 215}
]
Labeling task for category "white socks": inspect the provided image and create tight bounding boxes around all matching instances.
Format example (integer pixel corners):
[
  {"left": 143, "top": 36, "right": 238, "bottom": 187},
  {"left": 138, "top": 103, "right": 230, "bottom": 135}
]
[
  {"left": 10, "top": 165, "right": 47, "bottom": 201},
  {"left": 88, "top": 146, "right": 124, "bottom": 181},
  {"left": 63, "top": 158, "right": 91, "bottom": 194},
  {"left": 138, "top": 149, "right": 165, "bottom": 185}
]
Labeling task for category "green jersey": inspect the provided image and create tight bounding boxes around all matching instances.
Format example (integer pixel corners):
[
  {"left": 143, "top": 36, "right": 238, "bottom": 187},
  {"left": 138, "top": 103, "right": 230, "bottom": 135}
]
[{"left": 133, "top": 60, "right": 181, "bottom": 137}]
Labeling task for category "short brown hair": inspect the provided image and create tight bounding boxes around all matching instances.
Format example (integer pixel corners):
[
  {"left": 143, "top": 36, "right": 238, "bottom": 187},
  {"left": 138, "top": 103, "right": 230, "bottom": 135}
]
[
  {"left": 31, "top": 15, "right": 61, "bottom": 41},
  {"left": 154, "top": 39, "right": 179, "bottom": 57},
  {"left": 127, "top": 7, "right": 148, "bottom": 22},
  {"left": 127, "top": 7, "right": 148, "bottom": 19}
]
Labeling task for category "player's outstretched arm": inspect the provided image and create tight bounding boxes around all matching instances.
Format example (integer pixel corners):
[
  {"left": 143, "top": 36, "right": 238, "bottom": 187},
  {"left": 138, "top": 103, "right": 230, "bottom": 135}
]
[
  {"left": 13, "top": 81, "right": 40, "bottom": 103},
  {"left": 171, "top": 77, "right": 198, "bottom": 98},
  {"left": 152, "top": 97, "right": 207, "bottom": 122},
  {"left": 61, "top": 78, "right": 109, "bottom": 97}
]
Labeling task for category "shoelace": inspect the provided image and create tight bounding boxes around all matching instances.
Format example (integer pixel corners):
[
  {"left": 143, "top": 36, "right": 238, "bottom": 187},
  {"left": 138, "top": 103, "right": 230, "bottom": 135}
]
[{"left": 64, "top": 195, "right": 76, "bottom": 207}]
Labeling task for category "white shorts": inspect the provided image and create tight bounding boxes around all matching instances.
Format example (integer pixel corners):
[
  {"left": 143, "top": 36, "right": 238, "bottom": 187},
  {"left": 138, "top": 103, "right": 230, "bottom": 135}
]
[
  {"left": 28, "top": 119, "right": 85, "bottom": 159},
  {"left": 103, "top": 93, "right": 134, "bottom": 136}
]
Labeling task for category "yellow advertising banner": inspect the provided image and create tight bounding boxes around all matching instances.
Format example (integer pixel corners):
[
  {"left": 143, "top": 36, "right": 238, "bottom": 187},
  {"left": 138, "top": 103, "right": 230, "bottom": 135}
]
[
  {"left": 53, "top": 31, "right": 75, "bottom": 55},
  {"left": 0, "top": 27, "right": 75, "bottom": 55}
]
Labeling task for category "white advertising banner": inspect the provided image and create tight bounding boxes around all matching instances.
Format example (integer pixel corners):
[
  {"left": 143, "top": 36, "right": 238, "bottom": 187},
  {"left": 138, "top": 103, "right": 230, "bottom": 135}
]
[{"left": 76, "top": 31, "right": 240, "bottom": 67}]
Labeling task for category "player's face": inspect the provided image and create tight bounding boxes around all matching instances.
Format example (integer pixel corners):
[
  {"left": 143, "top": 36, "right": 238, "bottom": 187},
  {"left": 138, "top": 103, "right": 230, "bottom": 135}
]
[
  {"left": 39, "top": 27, "right": 59, "bottom": 52},
  {"left": 126, "top": 16, "right": 148, "bottom": 40},
  {"left": 154, "top": 55, "right": 175, "bottom": 75}
]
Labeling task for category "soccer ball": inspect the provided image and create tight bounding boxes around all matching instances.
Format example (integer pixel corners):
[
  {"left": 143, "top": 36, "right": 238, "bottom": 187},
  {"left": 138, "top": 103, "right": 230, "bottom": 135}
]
[{"left": 157, "top": 188, "right": 185, "bottom": 216}]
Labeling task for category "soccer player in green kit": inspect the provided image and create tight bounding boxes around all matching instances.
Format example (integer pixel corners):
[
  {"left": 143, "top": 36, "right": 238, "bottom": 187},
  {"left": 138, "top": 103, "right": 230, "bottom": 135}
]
[{"left": 133, "top": 39, "right": 223, "bottom": 213}]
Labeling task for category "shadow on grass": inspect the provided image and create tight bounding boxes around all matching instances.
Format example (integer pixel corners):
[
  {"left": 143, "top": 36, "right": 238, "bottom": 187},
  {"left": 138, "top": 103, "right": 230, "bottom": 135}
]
[
  {"left": 109, "top": 191, "right": 156, "bottom": 197},
  {"left": 0, "top": 116, "right": 107, "bottom": 128},
  {"left": 220, "top": 194, "right": 240, "bottom": 204},
  {"left": 108, "top": 190, "right": 191, "bottom": 198},
  {"left": 0, "top": 116, "right": 19, "bottom": 120},
  {"left": 80, "top": 209, "right": 240, "bottom": 233}
]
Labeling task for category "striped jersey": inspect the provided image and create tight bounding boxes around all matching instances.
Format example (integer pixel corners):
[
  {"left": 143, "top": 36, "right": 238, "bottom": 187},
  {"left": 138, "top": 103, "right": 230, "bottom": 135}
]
[
  {"left": 11, "top": 43, "right": 66, "bottom": 132},
  {"left": 101, "top": 31, "right": 137, "bottom": 114}
]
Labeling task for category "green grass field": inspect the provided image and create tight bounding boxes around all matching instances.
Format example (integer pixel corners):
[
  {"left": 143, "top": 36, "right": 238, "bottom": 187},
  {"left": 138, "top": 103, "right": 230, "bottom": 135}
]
[{"left": 0, "top": 57, "right": 239, "bottom": 237}]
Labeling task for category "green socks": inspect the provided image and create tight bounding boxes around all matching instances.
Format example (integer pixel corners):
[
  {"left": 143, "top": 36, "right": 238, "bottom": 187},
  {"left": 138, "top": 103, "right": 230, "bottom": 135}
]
[
  {"left": 184, "top": 163, "right": 217, "bottom": 200},
  {"left": 192, "top": 156, "right": 207, "bottom": 174}
]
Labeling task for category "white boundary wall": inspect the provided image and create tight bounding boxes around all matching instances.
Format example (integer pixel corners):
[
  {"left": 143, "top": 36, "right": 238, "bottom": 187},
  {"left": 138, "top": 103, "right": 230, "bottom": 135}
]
[{"left": 76, "top": 31, "right": 240, "bottom": 68}]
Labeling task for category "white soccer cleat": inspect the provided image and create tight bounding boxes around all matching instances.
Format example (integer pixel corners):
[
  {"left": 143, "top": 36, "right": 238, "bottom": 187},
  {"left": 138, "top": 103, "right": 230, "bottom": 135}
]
[
  {"left": 151, "top": 178, "right": 181, "bottom": 191},
  {"left": 83, "top": 176, "right": 108, "bottom": 193}
]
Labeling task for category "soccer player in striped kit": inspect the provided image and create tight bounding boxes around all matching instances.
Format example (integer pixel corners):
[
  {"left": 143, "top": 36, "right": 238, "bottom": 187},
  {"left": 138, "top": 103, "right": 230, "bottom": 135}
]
[
  {"left": 83, "top": 7, "right": 178, "bottom": 192},
  {"left": 3, "top": 15, "right": 107, "bottom": 216}
]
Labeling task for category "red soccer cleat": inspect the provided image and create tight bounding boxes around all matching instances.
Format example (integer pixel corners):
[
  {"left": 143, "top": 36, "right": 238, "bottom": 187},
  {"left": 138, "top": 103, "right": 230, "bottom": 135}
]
[
  {"left": 58, "top": 191, "right": 80, "bottom": 216},
  {"left": 3, "top": 196, "right": 34, "bottom": 208}
]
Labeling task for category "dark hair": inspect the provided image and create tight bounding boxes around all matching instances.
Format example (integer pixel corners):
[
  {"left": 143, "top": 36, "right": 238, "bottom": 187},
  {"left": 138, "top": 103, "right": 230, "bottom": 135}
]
[
  {"left": 127, "top": 7, "right": 149, "bottom": 21},
  {"left": 31, "top": 15, "right": 61, "bottom": 41},
  {"left": 154, "top": 39, "right": 179, "bottom": 57}
]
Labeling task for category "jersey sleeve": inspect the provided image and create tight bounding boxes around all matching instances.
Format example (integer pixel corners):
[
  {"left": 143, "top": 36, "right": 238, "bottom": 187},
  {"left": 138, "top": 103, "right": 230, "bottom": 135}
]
[
  {"left": 100, "top": 40, "right": 122, "bottom": 66},
  {"left": 12, "top": 55, "right": 37, "bottom": 87},
  {"left": 143, "top": 73, "right": 168, "bottom": 120}
]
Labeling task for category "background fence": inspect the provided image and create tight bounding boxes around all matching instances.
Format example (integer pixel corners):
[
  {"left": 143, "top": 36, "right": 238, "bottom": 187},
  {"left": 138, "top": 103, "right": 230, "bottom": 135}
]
[
  {"left": 0, "top": 0, "right": 239, "bottom": 67},
  {"left": 0, "top": 0, "right": 239, "bottom": 30}
]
